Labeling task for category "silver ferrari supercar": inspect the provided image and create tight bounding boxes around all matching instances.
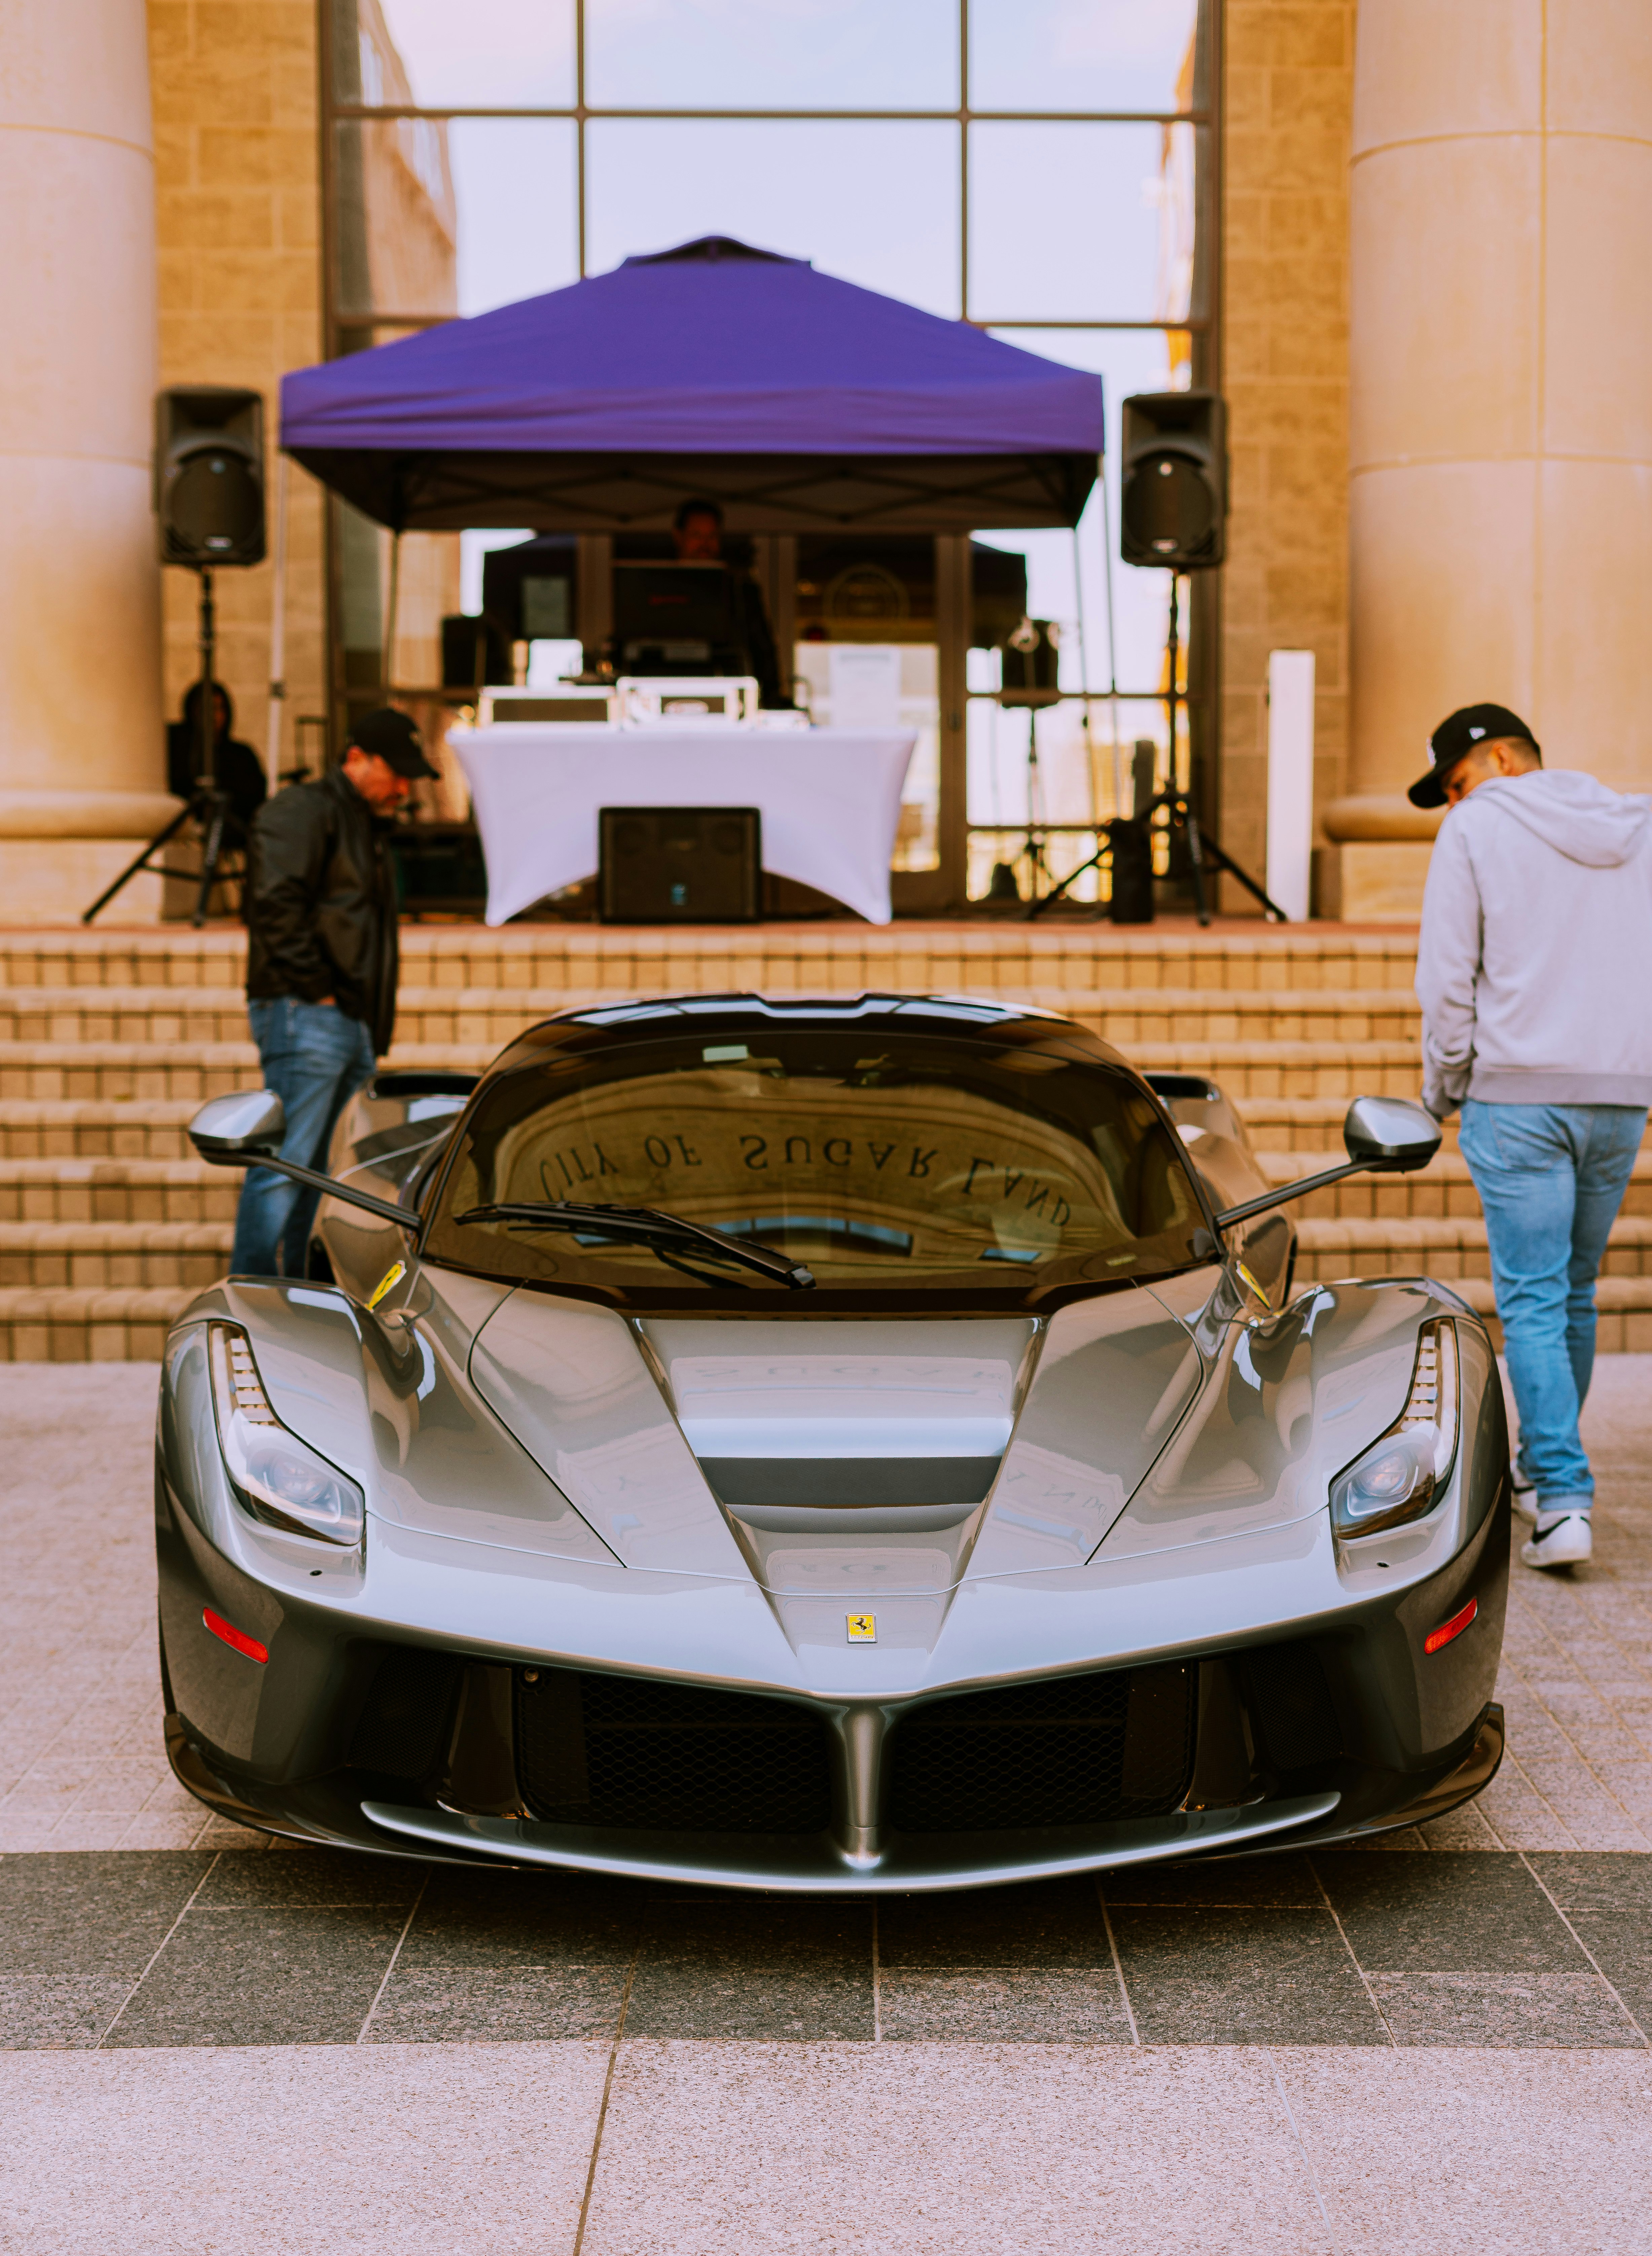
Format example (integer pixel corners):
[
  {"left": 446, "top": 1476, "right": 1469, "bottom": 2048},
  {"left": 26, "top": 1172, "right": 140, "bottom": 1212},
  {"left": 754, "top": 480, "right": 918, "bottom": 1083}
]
[{"left": 157, "top": 992, "right": 1509, "bottom": 1891}]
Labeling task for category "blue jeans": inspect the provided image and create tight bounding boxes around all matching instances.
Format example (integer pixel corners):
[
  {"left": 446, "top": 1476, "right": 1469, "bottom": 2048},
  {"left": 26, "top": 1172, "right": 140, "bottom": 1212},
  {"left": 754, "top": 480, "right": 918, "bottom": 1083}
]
[
  {"left": 229, "top": 998, "right": 377, "bottom": 1278},
  {"left": 1459, "top": 1100, "right": 1646, "bottom": 1512}
]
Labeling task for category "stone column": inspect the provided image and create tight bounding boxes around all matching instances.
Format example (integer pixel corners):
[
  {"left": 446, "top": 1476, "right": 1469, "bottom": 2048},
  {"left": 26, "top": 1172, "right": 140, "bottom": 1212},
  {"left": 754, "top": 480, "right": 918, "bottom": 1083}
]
[
  {"left": 1332, "top": 0, "right": 1652, "bottom": 917},
  {"left": 0, "top": 0, "right": 171, "bottom": 922}
]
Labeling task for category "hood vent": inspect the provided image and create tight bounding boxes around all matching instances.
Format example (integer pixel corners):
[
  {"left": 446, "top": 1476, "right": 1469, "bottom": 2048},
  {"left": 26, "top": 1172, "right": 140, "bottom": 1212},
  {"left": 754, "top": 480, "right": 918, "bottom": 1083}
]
[
  {"left": 639, "top": 1318, "right": 1038, "bottom": 1518},
  {"left": 700, "top": 1453, "right": 1003, "bottom": 1511}
]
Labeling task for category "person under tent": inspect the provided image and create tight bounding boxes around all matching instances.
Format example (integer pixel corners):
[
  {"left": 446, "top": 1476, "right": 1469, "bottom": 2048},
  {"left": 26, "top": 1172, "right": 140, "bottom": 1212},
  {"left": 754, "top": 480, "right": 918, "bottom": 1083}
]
[
  {"left": 670, "top": 497, "right": 786, "bottom": 709},
  {"left": 166, "top": 680, "right": 267, "bottom": 845}
]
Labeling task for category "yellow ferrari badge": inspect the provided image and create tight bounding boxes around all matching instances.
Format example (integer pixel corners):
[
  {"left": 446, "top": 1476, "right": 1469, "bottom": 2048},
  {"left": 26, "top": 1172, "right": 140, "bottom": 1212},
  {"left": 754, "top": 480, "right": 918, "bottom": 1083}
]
[
  {"left": 366, "top": 1260, "right": 407, "bottom": 1311},
  {"left": 847, "top": 1613, "right": 877, "bottom": 1643}
]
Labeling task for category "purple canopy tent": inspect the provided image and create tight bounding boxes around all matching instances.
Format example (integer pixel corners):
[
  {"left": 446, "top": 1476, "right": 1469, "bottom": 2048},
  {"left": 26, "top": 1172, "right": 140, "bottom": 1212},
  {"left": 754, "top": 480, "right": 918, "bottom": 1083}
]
[{"left": 279, "top": 238, "right": 1104, "bottom": 534}]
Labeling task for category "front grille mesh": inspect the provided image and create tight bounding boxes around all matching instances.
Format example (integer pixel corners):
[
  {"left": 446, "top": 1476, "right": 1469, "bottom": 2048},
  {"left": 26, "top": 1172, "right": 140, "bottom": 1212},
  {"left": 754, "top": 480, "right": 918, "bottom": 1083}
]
[
  {"left": 886, "top": 1662, "right": 1194, "bottom": 1833},
  {"left": 515, "top": 1670, "right": 833, "bottom": 1834}
]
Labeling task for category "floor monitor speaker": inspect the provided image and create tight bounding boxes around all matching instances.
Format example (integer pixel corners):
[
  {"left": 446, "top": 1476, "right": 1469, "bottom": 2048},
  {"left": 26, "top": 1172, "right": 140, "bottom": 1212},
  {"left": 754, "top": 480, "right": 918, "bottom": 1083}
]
[{"left": 599, "top": 807, "right": 762, "bottom": 924}]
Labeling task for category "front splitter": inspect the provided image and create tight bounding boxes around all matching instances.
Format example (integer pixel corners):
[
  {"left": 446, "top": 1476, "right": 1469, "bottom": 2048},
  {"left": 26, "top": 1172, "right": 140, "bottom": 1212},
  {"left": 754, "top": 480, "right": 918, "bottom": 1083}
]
[{"left": 357, "top": 1793, "right": 1341, "bottom": 1894}]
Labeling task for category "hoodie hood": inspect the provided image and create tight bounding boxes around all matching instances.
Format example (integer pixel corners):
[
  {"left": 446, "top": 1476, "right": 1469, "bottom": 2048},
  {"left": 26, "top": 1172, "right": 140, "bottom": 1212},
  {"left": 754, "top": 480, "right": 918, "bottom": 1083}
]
[{"left": 1462, "top": 769, "right": 1651, "bottom": 869}]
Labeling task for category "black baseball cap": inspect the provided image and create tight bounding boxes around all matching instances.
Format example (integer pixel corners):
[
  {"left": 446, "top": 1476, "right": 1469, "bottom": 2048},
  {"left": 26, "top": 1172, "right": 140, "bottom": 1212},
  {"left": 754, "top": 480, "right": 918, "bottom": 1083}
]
[
  {"left": 348, "top": 707, "right": 438, "bottom": 778},
  {"left": 1409, "top": 703, "right": 1541, "bottom": 808}
]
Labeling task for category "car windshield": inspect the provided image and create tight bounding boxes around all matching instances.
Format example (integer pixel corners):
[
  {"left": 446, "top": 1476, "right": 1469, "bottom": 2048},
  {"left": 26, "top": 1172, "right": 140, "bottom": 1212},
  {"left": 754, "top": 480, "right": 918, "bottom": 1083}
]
[{"left": 422, "top": 1023, "right": 1207, "bottom": 1307}]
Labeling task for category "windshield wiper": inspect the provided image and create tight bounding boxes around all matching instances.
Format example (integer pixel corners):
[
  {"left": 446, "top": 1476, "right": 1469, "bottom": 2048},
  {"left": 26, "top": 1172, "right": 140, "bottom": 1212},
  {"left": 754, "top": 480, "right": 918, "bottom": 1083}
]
[{"left": 453, "top": 1200, "right": 816, "bottom": 1289}]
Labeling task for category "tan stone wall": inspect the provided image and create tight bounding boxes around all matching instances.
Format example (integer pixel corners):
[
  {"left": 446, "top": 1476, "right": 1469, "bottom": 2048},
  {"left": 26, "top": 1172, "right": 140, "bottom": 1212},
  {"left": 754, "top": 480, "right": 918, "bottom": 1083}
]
[
  {"left": 148, "top": 0, "right": 327, "bottom": 778},
  {"left": 1219, "top": 0, "right": 1356, "bottom": 910}
]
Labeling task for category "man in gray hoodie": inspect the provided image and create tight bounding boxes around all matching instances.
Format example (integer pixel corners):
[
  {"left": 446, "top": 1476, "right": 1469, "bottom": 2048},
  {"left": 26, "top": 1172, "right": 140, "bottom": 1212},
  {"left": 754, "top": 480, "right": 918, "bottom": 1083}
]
[{"left": 1412, "top": 702, "right": 1652, "bottom": 1570}]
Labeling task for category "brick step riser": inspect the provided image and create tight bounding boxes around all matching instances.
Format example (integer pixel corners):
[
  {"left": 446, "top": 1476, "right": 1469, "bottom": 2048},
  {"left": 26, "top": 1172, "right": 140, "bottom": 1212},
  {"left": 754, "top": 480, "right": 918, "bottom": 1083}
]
[
  {"left": 0, "top": 1128, "right": 197, "bottom": 1161},
  {"left": 0, "top": 1069, "right": 1443, "bottom": 1104},
  {"left": 0, "top": 1254, "right": 232, "bottom": 1290},
  {"left": 8, "top": 1236, "right": 1652, "bottom": 1290},
  {"left": 0, "top": 979, "right": 1430, "bottom": 1014},
  {"left": 1288, "top": 1183, "right": 1652, "bottom": 1222},
  {"left": 0, "top": 1055, "right": 1436, "bottom": 1103},
  {"left": 7, "top": 1175, "right": 1650, "bottom": 1227},
  {"left": 5, "top": 1290, "right": 1652, "bottom": 1364},
  {"left": 0, "top": 1014, "right": 1431, "bottom": 1049},
  {"left": 0, "top": 940, "right": 1427, "bottom": 992},
  {"left": 0, "top": 1189, "right": 240, "bottom": 1224},
  {"left": 1294, "top": 1251, "right": 1652, "bottom": 1285}
]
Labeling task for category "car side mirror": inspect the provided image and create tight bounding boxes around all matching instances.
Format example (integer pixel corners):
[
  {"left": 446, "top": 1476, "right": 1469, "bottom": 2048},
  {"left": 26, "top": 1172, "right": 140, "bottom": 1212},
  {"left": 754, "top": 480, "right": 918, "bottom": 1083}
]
[
  {"left": 190, "top": 1089, "right": 286, "bottom": 1165},
  {"left": 188, "top": 1087, "right": 422, "bottom": 1238},
  {"left": 1342, "top": 1095, "right": 1441, "bottom": 1174},
  {"left": 1212, "top": 1091, "right": 1442, "bottom": 1232}
]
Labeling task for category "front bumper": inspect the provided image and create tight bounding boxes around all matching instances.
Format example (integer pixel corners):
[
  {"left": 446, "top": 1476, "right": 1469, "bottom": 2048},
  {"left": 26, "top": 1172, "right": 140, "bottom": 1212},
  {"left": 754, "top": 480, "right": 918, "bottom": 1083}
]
[{"left": 158, "top": 1385, "right": 1512, "bottom": 1893}]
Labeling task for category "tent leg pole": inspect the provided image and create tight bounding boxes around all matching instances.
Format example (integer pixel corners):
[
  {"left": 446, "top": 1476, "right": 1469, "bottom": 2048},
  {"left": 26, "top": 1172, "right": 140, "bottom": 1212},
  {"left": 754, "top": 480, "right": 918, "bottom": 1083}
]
[
  {"left": 1096, "top": 430, "right": 1126, "bottom": 821},
  {"left": 1071, "top": 520, "right": 1100, "bottom": 887},
  {"left": 265, "top": 452, "right": 289, "bottom": 795},
  {"left": 382, "top": 529, "right": 402, "bottom": 697}
]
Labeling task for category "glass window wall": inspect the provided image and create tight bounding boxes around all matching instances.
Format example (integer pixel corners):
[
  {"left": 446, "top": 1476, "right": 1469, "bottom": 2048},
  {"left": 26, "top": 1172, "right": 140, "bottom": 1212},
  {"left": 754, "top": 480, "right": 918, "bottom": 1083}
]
[{"left": 321, "top": 0, "right": 1217, "bottom": 912}]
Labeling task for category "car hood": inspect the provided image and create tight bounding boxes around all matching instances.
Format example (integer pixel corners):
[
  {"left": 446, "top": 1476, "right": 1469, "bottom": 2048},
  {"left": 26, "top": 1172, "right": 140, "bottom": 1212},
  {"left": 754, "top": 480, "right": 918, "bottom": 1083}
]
[
  {"left": 181, "top": 1264, "right": 1448, "bottom": 1686},
  {"left": 467, "top": 1283, "right": 1207, "bottom": 1649}
]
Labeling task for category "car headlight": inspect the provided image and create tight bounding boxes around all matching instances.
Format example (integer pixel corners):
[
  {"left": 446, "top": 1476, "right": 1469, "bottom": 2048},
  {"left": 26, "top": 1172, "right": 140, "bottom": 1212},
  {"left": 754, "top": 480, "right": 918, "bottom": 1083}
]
[
  {"left": 1330, "top": 1319, "right": 1458, "bottom": 1538},
  {"left": 209, "top": 1323, "right": 365, "bottom": 1546}
]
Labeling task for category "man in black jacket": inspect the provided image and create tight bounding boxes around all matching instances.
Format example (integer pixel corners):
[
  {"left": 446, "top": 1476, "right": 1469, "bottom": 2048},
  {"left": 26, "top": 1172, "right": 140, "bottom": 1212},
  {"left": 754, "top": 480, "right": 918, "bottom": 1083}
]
[{"left": 229, "top": 708, "right": 436, "bottom": 1276}]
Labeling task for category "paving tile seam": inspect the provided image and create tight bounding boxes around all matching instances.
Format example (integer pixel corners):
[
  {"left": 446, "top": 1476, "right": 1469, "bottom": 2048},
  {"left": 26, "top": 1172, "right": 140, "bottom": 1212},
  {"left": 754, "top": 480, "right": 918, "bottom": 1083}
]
[
  {"left": 93, "top": 1849, "right": 222, "bottom": 2051},
  {"left": 1308, "top": 1860, "right": 1401, "bottom": 2048},
  {"left": 573, "top": 1942, "right": 642, "bottom": 2256},
  {"left": 1515, "top": 1852, "right": 1652, "bottom": 2050},
  {"left": 355, "top": 1872, "right": 428, "bottom": 2047},
  {"left": 1095, "top": 1877, "right": 1143, "bottom": 2047}
]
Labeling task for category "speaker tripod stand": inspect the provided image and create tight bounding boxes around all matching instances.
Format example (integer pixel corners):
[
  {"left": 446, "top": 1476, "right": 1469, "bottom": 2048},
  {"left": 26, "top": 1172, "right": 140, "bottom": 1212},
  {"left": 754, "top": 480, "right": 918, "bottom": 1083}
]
[
  {"left": 1026, "top": 574, "right": 1289, "bottom": 925},
  {"left": 1026, "top": 786, "right": 1288, "bottom": 925},
  {"left": 83, "top": 568, "right": 241, "bottom": 928}
]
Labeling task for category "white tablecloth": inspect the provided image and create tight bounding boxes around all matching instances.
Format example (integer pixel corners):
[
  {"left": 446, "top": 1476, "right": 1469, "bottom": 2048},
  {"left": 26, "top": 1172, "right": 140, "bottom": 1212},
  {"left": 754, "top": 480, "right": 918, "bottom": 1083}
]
[{"left": 450, "top": 724, "right": 917, "bottom": 926}]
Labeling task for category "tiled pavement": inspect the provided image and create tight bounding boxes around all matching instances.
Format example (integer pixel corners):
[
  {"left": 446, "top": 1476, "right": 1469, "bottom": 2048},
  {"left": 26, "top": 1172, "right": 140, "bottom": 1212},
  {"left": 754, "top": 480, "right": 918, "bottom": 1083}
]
[
  {"left": 4, "top": 1843, "right": 1651, "bottom": 2055},
  {"left": 6, "top": 1361, "right": 1652, "bottom": 2252}
]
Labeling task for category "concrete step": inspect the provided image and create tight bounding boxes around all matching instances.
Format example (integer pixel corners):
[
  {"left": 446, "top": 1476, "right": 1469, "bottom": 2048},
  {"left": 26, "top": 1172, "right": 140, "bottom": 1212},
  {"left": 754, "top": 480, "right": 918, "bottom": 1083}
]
[
  {"left": 1293, "top": 1215, "right": 1652, "bottom": 1281},
  {"left": 0, "top": 1102, "right": 199, "bottom": 1161},
  {"left": 7, "top": 1210, "right": 1652, "bottom": 1294},
  {"left": 1260, "top": 1151, "right": 1652, "bottom": 1220},
  {"left": 1, "top": 923, "right": 1424, "bottom": 996},
  {"left": 0, "top": 1222, "right": 233, "bottom": 1289},
  {"left": 2, "top": 1142, "right": 1643, "bottom": 1230},
  {"left": 0, "top": 1285, "right": 194, "bottom": 1362},
  {"left": 15, "top": 918, "right": 1652, "bottom": 1361},
  {"left": 0, "top": 1159, "right": 237, "bottom": 1225},
  {"left": 5, "top": 1272, "right": 1651, "bottom": 1364},
  {"left": 0, "top": 1035, "right": 1430, "bottom": 1104},
  {"left": 1442, "top": 1276, "right": 1652, "bottom": 1354},
  {"left": 0, "top": 983, "right": 1427, "bottom": 1047},
  {"left": 0, "top": 1041, "right": 498, "bottom": 1102},
  {"left": 0, "top": 1093, "right": 1437, "bottom": 1163}
]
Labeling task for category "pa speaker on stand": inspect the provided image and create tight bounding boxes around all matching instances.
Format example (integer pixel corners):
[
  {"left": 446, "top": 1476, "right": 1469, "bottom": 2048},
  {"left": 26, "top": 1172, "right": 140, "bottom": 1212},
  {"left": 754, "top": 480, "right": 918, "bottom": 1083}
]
[
  {"left": 1118, "top": 389, "right": 1285, "bottom": 926},
  {"left": 1120, "top": 391, "right": 1226, "bottom": 570},
  {"left": 84, "top": 387, "right": 268, "bottom": 927},
  {"left": 155, "top": 387, "right": 266, "bottom": 569}
]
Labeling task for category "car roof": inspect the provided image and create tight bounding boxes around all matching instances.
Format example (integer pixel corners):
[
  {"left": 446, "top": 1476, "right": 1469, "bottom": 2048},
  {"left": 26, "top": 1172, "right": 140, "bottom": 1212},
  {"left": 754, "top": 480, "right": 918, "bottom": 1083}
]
[
  {"left": 474, "top": 990, "right": 1140, "bottom": 1089},
  {"left": 564, "top": 990, "right": 1067, "bottom": 1029}
]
